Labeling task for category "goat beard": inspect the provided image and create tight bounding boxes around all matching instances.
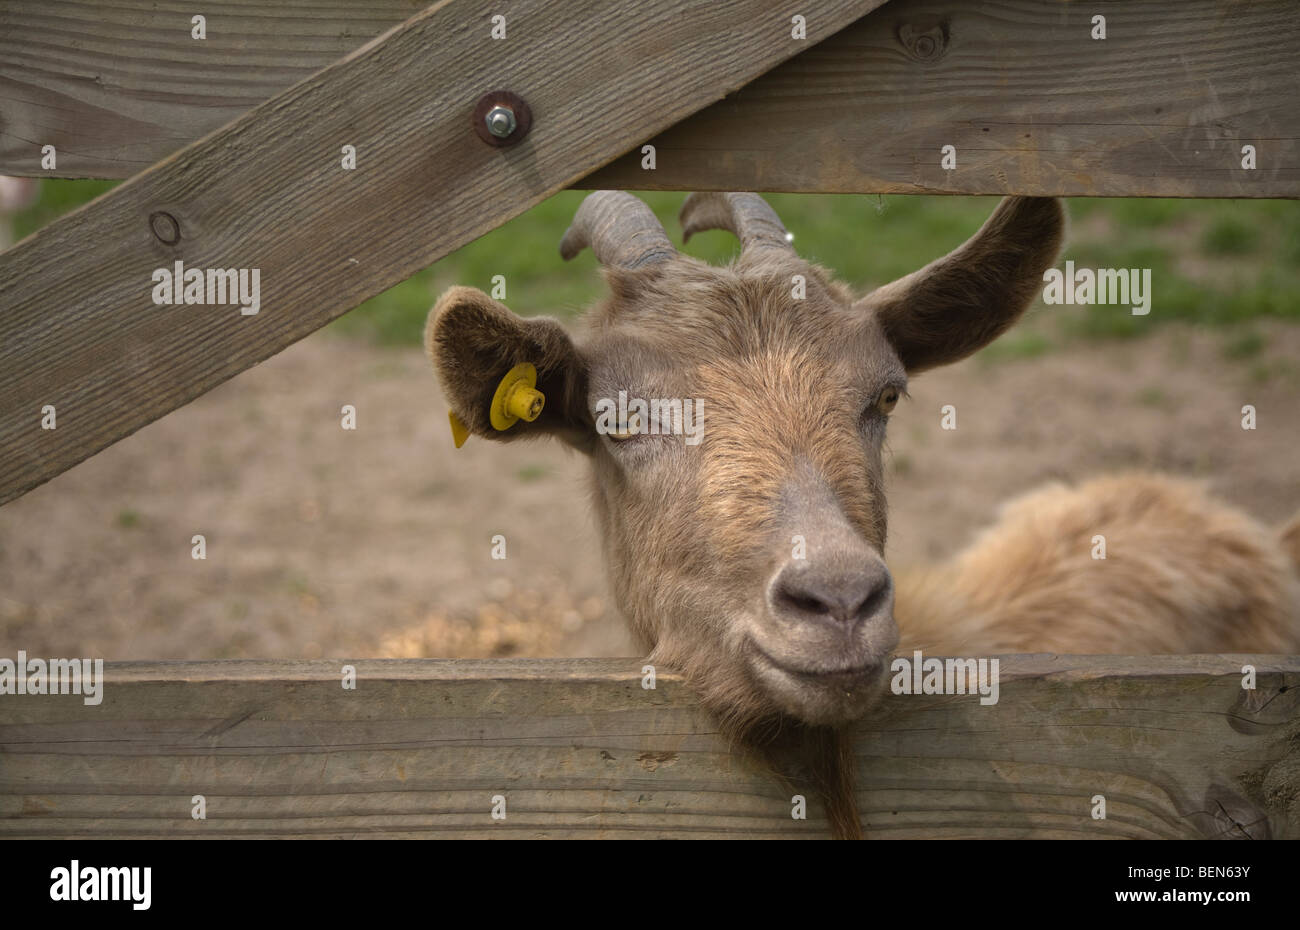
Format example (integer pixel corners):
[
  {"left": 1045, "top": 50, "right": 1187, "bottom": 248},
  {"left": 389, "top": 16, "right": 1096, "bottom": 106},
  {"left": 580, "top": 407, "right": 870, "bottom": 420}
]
[
  {"left": 655, "top": 644, "right": 865, "bottom": 839},
  {"left": 738, "top": 716, "right": 863, "bottom": 841}
]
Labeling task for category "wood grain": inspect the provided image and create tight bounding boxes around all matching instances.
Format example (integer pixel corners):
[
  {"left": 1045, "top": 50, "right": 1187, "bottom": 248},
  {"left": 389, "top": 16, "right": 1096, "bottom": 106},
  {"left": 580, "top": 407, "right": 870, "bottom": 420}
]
[
  {"left": 588, "top": 0, "right": 1300, "bottom": 196},
  {"left": 0, "top": 0, "right": 427, "bottom": 179},
  {"left": 1, "top": 656, "right": 1296, "bottom": 838},
  {"left": 3, "top": 0, "right": 1296, "bottom": 197},
  {"left": 0, "top": 0, "right": 885, "bottom": 505}
]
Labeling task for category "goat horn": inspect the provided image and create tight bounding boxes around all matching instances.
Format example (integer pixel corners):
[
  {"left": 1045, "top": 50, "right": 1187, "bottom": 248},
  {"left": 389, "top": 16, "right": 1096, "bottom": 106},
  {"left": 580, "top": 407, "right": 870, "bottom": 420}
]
[
  {"left": 559, "top": 191, "right": 676, "bottom": 269},
  {"left": 679, "top": 192, "right": 793, "bottom": 254}
]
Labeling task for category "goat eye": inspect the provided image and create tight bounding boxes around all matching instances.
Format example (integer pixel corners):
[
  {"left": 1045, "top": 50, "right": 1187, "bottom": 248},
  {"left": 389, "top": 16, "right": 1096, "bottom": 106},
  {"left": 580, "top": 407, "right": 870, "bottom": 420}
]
[
  {"left": 875, "top": 386, "right": 900, "bottom": 416},
  {"left": 608, "top": 411, "right": 645, "bottom": 442}
]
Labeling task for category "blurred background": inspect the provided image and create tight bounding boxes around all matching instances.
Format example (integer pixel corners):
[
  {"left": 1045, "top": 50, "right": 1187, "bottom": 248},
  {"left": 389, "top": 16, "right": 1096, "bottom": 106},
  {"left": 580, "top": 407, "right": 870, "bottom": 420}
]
[{"left": 2, "top": 182, "right": 1298, "bottom": 661}]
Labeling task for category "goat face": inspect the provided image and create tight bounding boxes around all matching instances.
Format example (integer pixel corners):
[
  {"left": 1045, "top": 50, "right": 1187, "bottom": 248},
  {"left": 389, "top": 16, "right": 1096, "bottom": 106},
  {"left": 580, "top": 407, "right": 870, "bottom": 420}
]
[{"left": 427, "top": 193, "right": 1063, "bottom": 731}]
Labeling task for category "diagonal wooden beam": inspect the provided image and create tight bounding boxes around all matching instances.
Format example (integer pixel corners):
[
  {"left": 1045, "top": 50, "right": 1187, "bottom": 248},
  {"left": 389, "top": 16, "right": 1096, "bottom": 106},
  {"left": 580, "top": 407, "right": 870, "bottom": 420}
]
[{"left": 0, "top": 0, "right": 887, "bottom": 506}]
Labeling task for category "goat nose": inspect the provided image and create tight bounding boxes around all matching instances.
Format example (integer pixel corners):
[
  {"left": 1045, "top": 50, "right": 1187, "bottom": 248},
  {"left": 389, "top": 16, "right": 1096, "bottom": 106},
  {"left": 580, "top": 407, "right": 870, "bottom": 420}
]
[{"left": 770, "top": 559, "right": 893, "bottom": 630}]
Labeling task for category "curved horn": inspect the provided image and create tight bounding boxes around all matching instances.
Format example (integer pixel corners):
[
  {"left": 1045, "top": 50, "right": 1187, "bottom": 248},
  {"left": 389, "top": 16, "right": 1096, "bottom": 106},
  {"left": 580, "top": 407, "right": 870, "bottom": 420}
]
[
  {"left": 559, "top": 191, "right": 676, "bottom": 269},
  {"left": 679, "top": 192, "right": 793, "bottom": 255}
]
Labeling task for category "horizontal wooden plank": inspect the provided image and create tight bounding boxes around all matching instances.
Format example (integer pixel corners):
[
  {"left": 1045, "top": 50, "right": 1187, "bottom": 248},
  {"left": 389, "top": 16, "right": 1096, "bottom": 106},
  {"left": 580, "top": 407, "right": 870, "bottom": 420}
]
[
  {"left": 587, "top": 0, "right": 1300, "bottom": 196},
  {"left": 1, "top": 656, "right": 1296, "bottom": 838},
  {"left": 0, "top": 0, "right": 885, "bottom": 506},
  {"left": 0, "top": 0, "right": 424, "bottom": 179},
  {"left": 3, "top": 0, "right": 1296, "bottom": 197}
]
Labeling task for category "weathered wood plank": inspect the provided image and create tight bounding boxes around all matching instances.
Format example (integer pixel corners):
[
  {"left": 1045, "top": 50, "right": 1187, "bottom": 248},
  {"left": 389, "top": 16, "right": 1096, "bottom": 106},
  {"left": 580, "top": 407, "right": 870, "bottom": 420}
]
[
  {"left": 0, "top": 0, "right": 886, "bottom": 506},
  {"left": 0, "top": 656, "right": 1296, "bottom": 838},
  {"left": 3, "top": 0, "right": 1296, "bottom": 197},
  {"left": 0, "top": 0, "right": 429, "bottom": 179},
  {"left": 587, "top": 0, "right": 1300, "bottom": 196}
]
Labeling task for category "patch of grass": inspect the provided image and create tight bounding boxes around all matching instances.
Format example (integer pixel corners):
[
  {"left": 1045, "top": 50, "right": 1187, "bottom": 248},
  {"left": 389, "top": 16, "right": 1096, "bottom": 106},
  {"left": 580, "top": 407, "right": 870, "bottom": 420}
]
[
  {"left": 1247, "top": 359, "right": 1300, "bottom": 386},
  {"left": 323, "top": 191, "right": 1001, "bottom": 344},
  {"left": 13, "top": 182, "right": 1300, "bottom": 354},
  {"left": 1202, "top": 216, "right": 1259, "bottom": 255},
  {"left": 1071, "top": 197, "right": 1185, "bottom": 229},
  {"left": 978, "top": 331, "right": 1052, "bottom": 363},
  {"left": 116, "top": 509, "right": 140, "bottom": 528},
  {"left": 1250, "top": 362, "right": 1276, "bottom": 385},
  {"left": 1135, "top": 386, "right": 1167, "bottom": 407},
  {"left": 10, "top": 179, "right": 119, "bottom": 242},
  {"left": 1222, "top": 331, "right": 1265, "bottom": 360},
  {"left": 1065, "top": 306, "right": 1149, "bottom": 341}
]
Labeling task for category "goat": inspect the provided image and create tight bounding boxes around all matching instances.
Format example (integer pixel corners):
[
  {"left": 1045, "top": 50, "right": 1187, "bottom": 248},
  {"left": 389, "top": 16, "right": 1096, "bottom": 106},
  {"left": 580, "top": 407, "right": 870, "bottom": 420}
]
[{"left": 426, "top": 192, "right": 1300, "bottom": 838}]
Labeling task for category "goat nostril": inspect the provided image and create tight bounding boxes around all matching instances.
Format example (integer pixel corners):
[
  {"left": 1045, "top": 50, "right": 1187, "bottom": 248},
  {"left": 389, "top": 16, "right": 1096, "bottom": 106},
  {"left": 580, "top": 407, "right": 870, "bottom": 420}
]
[
  {"left": 857, "top": 580, "right": 891, "bottom": 623},
  {"left": 782, "top": 592, "right": 828, "bottom": 616},
  {"left": 773, "top": 566, "right": 892, "bottom": 629}
]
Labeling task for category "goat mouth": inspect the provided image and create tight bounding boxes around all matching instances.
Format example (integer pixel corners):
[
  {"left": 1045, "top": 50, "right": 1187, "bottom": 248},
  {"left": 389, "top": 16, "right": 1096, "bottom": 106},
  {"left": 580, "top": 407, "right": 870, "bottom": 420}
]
[
  {"left": 745, "top": 638, "right": 891, "bottom": 725},
  {"left": 746, "top": 640, "right": 887, "bottom": 684}
]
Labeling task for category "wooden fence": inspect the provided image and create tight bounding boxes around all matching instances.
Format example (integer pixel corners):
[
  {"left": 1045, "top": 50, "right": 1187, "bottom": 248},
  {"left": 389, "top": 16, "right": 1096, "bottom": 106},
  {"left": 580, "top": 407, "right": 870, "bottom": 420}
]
[
  {"left": 1, "top": 0, "right": 1297, "bottom": 839},
  {"left": 1, "top": 657, "right": 1296, "bottom": 838}
]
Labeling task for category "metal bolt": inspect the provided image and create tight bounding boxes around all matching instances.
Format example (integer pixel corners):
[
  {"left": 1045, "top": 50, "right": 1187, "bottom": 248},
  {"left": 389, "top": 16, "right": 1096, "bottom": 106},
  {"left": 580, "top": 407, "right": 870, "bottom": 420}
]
[
  {"left": 473, "top": 91, "right": 531, "bottom": 147},
  {"left": 485, "top": 105, "right": 517, "bottom": 139}
]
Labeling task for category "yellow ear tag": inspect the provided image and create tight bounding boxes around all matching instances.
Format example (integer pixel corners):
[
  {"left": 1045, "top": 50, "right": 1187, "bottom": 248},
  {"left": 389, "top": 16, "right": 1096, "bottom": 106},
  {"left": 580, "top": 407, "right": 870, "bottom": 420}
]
[
  {"left": 489, "top": 362, "right": 545, "bottom": 431},
  {"left": 448, "top": 410, "right": 471, "bottom": 449}
]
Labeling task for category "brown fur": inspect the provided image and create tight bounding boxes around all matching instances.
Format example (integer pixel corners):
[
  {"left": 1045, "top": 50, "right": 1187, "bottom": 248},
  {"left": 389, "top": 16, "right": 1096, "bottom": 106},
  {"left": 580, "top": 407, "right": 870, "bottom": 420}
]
[
  {"left": 425, "top": 193, "right": 1300, "bottom": 838},
  {"left": 1281, "top": 511, "right": 1300, "bottom": 579},
  {"left": 898, "top": 474, "right": 1300, "bottom": 656}
]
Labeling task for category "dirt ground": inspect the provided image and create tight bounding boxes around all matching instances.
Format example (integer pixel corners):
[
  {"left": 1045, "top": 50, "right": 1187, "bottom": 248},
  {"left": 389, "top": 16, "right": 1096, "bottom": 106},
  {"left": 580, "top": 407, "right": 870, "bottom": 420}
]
[{"left": 2, "top": 320, "right": 1297, "bottom": 662}]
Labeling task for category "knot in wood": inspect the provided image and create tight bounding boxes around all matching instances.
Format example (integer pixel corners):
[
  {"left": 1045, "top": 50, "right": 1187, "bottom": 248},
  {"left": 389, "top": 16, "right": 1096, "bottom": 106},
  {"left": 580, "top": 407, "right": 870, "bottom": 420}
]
[
  {"left": 149, "top": 211, "right": 181, "bottom": 245},
  {"left": 897, "top": 22, "right": 949, "bottom": 63}
]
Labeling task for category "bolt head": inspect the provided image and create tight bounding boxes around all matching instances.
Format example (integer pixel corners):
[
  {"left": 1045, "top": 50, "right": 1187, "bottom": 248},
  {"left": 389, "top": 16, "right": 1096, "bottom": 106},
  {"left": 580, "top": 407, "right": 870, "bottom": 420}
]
[{"left": 485, "top": 105, "right": 517, "bottom": 138}]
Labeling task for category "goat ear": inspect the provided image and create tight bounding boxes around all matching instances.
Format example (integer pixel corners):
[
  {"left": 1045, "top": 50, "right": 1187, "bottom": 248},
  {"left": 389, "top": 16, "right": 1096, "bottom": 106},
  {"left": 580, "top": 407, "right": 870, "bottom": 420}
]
[
  {"left": 857, "top": 197, "right": 1064, "bottom": 373},
  {"left": 425, "top": 286, "right": 592, "bottom": 449}
]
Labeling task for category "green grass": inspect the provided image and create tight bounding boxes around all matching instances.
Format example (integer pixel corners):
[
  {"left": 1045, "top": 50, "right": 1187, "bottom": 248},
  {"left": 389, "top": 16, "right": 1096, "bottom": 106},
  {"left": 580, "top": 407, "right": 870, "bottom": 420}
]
[
  {"left": 334, "top": 193, "right": 1300, "bottom": 350},
  {"left": 1222, "top": 331, "right": 1265, "bottom": 359},
  {"left": 11, "top": 182, "right": 1300, "bottom": 355},
  {"left": 10, "top": 179, "right": 119, "bottom": 242},
  {"left": 1135, "top": 386, "right": 1168, "bottom": 407},
  {"left": 1202, "top": 216, "right": 1259, "bottom": 255},
  {"left": 321, "top": 192, "right": 1004, "bottom": 344},
  {"left": 977, "top": 331, "right": 1054, "bottom": 364}
]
